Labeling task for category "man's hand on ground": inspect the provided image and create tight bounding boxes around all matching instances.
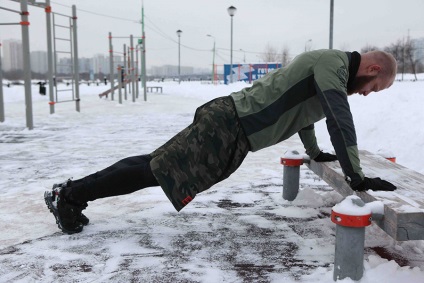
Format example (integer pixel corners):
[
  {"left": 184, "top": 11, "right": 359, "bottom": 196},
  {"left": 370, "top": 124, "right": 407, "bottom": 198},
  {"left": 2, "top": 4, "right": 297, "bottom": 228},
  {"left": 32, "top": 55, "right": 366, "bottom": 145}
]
[
  {"left": 352, "top": 177, "right": 397, "bottom": 192},
  {"left": 313, "top": 151, "right": 337, "bottom": 162}
]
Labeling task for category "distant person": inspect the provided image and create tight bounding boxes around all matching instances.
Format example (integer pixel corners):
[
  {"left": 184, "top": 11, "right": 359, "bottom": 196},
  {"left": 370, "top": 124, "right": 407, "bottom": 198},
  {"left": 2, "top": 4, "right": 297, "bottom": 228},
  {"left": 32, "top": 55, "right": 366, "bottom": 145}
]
[{"left": 45, "top": 49, "right": 398, "bottom": 234}]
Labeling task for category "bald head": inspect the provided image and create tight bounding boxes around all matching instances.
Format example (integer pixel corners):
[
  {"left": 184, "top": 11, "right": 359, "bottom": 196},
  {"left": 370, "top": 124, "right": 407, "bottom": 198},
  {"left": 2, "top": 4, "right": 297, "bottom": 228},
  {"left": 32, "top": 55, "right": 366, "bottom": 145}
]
[
  {"left": 360, "top": 50, "right": 397, "bottom": 84},
  {"left": 348, "top": 51, "right": 397, "bottom": 96}
]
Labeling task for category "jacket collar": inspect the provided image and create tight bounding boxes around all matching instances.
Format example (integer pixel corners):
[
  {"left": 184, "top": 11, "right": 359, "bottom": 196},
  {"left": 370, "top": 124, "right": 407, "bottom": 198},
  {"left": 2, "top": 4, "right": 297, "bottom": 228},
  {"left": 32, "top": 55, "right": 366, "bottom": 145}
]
[{"left": 346, "top": 51, "right": 361, "bottom": 91}]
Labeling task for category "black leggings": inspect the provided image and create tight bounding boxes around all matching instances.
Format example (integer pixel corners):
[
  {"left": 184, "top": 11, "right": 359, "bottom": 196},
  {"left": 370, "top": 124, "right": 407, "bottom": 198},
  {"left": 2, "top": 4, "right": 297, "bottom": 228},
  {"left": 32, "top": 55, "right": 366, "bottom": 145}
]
[{"left": 69, "top": 154, "right": 159, "bottom": 203}]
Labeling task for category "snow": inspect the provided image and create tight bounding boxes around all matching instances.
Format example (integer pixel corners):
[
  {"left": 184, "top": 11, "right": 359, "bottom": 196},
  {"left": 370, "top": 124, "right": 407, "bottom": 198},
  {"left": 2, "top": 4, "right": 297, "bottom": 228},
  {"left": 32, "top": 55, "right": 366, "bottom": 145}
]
[
  {"left": 332, "top": 195, "right": 384, "bottom": 217},
  {"left": 332, "top": 196, "right": 372, "bottom": 216},
  {"left": 283, "top": 150, "right": 304, "bottom": 159},
  {"left": 0, "top": 76, "right": 424, "bottom": 282}
]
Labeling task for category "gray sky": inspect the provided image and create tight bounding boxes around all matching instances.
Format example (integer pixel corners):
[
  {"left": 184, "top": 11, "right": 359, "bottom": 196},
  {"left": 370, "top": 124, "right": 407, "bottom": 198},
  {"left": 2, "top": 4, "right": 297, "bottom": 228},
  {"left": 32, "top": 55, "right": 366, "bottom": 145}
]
[{"left": 1, "top": 0, "right": 424, "bottom": 69}]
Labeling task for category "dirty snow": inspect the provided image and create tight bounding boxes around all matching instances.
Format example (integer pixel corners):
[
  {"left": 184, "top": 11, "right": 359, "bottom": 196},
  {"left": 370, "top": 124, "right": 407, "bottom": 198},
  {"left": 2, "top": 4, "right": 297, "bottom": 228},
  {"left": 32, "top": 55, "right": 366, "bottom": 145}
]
[{"left": 0, "top": 75, "right": 423, "bottom": 282}]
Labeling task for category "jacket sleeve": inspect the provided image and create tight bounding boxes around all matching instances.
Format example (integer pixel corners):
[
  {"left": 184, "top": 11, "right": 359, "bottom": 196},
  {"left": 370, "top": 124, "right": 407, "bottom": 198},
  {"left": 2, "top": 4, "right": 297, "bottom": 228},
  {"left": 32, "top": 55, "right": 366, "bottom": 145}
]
[
  {"left": 298, "top": 124, "right": 321, "bottom": 159},
  {"left": 313, "top": 52, "right": 364, "bottom": 187}
]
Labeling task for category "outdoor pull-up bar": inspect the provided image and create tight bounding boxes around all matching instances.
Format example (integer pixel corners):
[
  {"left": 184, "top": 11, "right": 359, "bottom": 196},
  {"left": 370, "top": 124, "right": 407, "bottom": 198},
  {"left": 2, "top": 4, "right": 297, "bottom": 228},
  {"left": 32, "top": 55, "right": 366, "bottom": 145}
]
[
  {"left": 0, "top": 0, "right": 33, "bottom": 129},
  {"left": 0, "top": 43, "right": 4, "bottom": 123}
]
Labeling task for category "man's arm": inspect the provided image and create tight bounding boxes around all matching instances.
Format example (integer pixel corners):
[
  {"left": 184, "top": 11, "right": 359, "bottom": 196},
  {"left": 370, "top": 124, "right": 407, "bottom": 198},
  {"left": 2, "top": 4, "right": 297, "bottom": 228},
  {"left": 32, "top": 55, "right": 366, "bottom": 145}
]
[
  {"left": 298, "top": 124, "right": 320, "bottom": 159},
  {"left": 298, "top": 124, "right": 337, "bottom": 162},
  {"left": 313, "top": 52, "right": 364, "bottom": 188},
  {"left": 313, "top": 51, "right": 395, "bottom": 191}
]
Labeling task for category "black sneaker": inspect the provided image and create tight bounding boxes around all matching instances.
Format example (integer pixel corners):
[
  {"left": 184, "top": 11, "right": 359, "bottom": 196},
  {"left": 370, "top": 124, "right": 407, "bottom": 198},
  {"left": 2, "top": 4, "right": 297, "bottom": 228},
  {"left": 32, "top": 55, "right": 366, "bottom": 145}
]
[
  {"left": 44, "top": 182, "right": 86, "bottom": 234},
  {"left": 51, "top": 181, "right": 90, "bottom": 226}
]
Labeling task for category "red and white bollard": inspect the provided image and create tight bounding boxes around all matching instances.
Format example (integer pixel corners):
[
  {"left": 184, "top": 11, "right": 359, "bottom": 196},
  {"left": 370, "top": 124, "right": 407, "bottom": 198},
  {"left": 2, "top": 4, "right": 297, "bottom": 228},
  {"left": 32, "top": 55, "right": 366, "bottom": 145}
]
[
  {"left": 331, "top": 196, "right": 373, "bottom": 281},
  {"left": 280, "top": 150, "right": 307, "bottom": 201},
  {"left": 377, "top": 149, "right": 396, "bottom": 163}
]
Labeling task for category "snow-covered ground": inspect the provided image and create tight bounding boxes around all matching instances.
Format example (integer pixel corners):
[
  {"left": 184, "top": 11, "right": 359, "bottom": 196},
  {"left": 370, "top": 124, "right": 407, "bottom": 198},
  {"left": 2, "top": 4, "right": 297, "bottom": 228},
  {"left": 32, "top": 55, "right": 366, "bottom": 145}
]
[{"left": 0, "top": 77, "right": 423, "bottom": 282}]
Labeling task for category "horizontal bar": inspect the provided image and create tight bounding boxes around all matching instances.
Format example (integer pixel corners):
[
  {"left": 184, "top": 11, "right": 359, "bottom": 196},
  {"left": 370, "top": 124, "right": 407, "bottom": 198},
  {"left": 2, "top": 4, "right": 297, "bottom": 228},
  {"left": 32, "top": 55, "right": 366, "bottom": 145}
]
[
  {"left": 0, "top": 23, "right": 20, "bottom": 26},
  {"left": 53, "top": 12, "right": 72, "bottom": 18},
  {"left": 54, "top": 24, "right": 71, "bottom": 29},
  {"left": 10, "top": 0, "right": 46, "bottom": 8},
  {"left": 56, "top": 51, "right": 72, "bottom": 54},
  {"left": 56, "top": 89, "right": 73, "bottom": 92},
  {"left": 55, "top": 37, "right": 71, "bottom": 41},
  {"left": 0, "top": 6, "right": 21, "bottom": 14},
  {"left": 112, "top": 36, "right": 142, "bottom": 39},
  {"left": 55, "top": 99, "right": 78, "bottom": 104}
]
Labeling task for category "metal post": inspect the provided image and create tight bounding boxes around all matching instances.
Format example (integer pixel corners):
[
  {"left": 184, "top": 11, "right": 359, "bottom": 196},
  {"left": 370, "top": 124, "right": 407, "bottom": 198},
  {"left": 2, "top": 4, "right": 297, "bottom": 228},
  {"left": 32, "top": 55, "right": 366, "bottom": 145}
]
[
  {"left": 109, "top": 32, "right": 114, "bottom": 100},
  {"left": 45, "top": 0, "right": 55, "bottom": 114},
  {"left": 178, "top": 34, "right": 181, "bottom": 84},
  {"left": 281, "top": 150, "right": 304, "bottom": 201},
  {"left": 329, "top": 0, "right": 334, "bottom": 49},
  {"left": 21, "top": 0, "right": 34, "bottom": 129},
  {"left": 176, "top": 30, "right": 182, "bottom": 84},
  {"left": 72, "top": 5, "right": 80, "bottom": 112},
  {"left": 123, "top": 44, "right": 127, "bottom": 100},
  {"left": 135, "top": 44, "right": 139, "bottom": 99},
  {"left": 207, "top": 34, "right": 216, "bottom": 84},
  {"left": 141, "top": 4, "right": 147, "bottom": 101},
  {"left": 212, "top": 40, "right": 216, "bottom": 84},
  {"left": 0, "top": 43, "right": 4, "bottom": 123},
  {"left": 227, "top": 6, "right": 236, "bottom": 84},
  {"left": 331, "top": 197, "right": 372, "bottom": 281},
  {"left": 118, "top": 65, "right": 122, "bottom": 104},
  {"left": 283, "top": 165, "right": 300, "bottom": 201},
  {"left": 130, "top": 35, "right": 135, "bottom": 102},
  {"left": 230, "top": 15, "right": 233, "bottom": 83},
  {"left": 127, "top": 46, "right": 131, "bottom": 95},
  {"left": 334, "top": 225, "right": 366, "bottom": 281}
]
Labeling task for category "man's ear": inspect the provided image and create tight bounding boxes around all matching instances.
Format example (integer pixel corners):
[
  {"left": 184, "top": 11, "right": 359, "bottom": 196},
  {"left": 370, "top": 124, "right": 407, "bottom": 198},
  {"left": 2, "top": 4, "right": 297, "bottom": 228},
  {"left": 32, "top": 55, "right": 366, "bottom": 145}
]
[{"left": 367, "top": 64, "right": 381, "bottom": 76}]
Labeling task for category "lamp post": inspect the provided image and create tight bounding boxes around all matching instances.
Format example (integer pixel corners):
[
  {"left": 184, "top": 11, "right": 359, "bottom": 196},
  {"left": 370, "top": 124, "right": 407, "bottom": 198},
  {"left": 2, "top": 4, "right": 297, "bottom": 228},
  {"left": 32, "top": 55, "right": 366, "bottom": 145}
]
[
  {"left": 207, "top": 34, "right": 216, "bottom": 83},
  {"left": 329, "top": 0, "right": 334, "bottom": 49},
  {"left": 176, "top": 29, "right": 182, "bottom": 84},
  {"left": 227, "top": 6, "right": 237, "bottom": 84}
]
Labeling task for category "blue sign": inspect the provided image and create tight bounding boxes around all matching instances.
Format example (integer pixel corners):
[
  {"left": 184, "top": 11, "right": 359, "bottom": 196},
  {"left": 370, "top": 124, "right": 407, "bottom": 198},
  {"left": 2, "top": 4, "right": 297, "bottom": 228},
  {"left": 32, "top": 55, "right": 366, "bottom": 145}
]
[{"left": 224, "top": 63, "right": 282, "bottom": 84}]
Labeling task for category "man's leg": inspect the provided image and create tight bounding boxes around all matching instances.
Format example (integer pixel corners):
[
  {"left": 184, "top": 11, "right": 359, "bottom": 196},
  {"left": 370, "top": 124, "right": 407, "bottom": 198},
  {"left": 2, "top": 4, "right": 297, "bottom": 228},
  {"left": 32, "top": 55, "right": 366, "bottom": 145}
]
[
  {"left": 45, "top": 154, "right": 159, "bottom": 234},
  {"left": 68, "top": 154, "right": 158, "bottom": 203}
]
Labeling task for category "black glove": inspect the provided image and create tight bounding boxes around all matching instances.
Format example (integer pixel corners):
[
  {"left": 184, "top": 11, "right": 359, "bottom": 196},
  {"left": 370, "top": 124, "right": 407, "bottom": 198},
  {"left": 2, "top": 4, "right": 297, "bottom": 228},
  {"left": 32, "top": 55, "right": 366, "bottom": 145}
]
[
  {"left": 352, "top": 177, "right": 397, "bottom": 192},
  {"left": 313, "top": 151, "right": 337, "bottom": 162}
]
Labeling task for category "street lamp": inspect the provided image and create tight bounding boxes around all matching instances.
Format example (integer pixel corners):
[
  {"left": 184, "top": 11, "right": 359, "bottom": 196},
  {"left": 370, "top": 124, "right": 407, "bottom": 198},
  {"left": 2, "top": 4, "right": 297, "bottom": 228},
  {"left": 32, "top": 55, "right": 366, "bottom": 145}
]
[
  {"left": 227, "top": 5, "right": 237, "bottom": 83},
  {"left": 176, "top": 29, "right": 182, "bottom": 84},
  {"left": 329, "top": 0, "right": 334, "bottom": 49},
  {"left": 207, "top": 34, "right": 216, "bottom": 83}
]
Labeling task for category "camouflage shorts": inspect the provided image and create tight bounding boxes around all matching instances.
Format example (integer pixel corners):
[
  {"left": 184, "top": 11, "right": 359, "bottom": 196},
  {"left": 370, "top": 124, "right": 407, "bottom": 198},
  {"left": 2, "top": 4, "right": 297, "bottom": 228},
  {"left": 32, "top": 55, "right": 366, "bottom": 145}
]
[{"left": 149, "top": 96, "right": 250, "bottom": 211}]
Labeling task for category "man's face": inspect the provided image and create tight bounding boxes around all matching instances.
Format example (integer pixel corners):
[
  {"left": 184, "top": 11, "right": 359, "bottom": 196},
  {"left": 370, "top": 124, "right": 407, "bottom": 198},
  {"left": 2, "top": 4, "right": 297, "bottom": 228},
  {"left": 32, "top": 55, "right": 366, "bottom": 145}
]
[
  {"left": 347, "top": 76, "right": 379, "bottom": 96},
  {"left": 347, "top": 74, "right": 393, "bottom": 96}
]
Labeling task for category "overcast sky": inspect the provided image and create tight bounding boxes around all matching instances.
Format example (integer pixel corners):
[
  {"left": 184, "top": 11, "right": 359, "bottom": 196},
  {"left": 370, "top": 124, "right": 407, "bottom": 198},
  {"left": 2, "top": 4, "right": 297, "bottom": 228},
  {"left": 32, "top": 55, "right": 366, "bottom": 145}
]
[{"left": 1, "top": 0, "right": 424, "bottom": 69}]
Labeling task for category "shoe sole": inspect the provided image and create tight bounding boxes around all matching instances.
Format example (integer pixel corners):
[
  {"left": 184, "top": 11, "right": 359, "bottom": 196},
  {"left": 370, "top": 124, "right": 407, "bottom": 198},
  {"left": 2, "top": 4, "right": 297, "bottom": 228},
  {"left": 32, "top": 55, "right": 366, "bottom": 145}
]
[{"left": 44, "top": 191, "right": 83, "bottom": 234}]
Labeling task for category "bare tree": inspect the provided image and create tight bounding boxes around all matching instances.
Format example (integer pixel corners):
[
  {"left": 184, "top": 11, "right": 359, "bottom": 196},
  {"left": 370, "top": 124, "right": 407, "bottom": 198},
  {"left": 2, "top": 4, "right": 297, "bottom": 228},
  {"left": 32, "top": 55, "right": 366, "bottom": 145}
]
[
  {"left": 280, "top": 46, "right": 291, "bottom": 66},
  {"left": 384, "top": 38, "right": 419, "bottom": 80},
  {"left": 404, "top": 37, "right": 418, "bottom": 80},
  {"left": 260, "top": 43, "right": 279, "bottom": 62}
]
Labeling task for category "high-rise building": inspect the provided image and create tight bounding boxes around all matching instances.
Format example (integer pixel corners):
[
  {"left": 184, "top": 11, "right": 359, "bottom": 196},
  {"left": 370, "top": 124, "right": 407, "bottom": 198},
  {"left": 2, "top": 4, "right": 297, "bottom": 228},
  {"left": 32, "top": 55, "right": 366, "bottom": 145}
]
[
  {"left": 150, "top": 65, "right": 194, "bottom": 77},
  {"left": 2, "top": 39, "right": 23, "bottom": 71},
  {"left": 30, "top": 51, "right": 47, "bottom": 74},
  {"left": 92, "top": 54, "right": 109, "bottom": 75}
]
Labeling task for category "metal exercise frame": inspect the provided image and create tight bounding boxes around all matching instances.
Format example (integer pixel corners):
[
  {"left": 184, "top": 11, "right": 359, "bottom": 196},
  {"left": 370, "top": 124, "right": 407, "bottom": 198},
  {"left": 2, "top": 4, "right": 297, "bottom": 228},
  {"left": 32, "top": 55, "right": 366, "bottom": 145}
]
[
  {"left": 108, "top": 33, "right": 141, "bottom": 102},
  {"left": 0, "top": 1, "right": 80, "bottom": 129},
  {"left": 51, "top": 5, "right": 80, "bottom": 112},
  {"left": 0, "top": 0, "right": 33, "bottom": 129}
]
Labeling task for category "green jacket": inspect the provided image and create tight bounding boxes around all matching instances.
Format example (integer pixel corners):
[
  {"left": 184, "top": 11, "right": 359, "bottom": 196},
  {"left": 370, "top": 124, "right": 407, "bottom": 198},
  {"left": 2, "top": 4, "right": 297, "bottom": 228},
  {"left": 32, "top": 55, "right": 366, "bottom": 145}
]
[{"left": 230, "top": 49, "right": 364, "bottom": 187}]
